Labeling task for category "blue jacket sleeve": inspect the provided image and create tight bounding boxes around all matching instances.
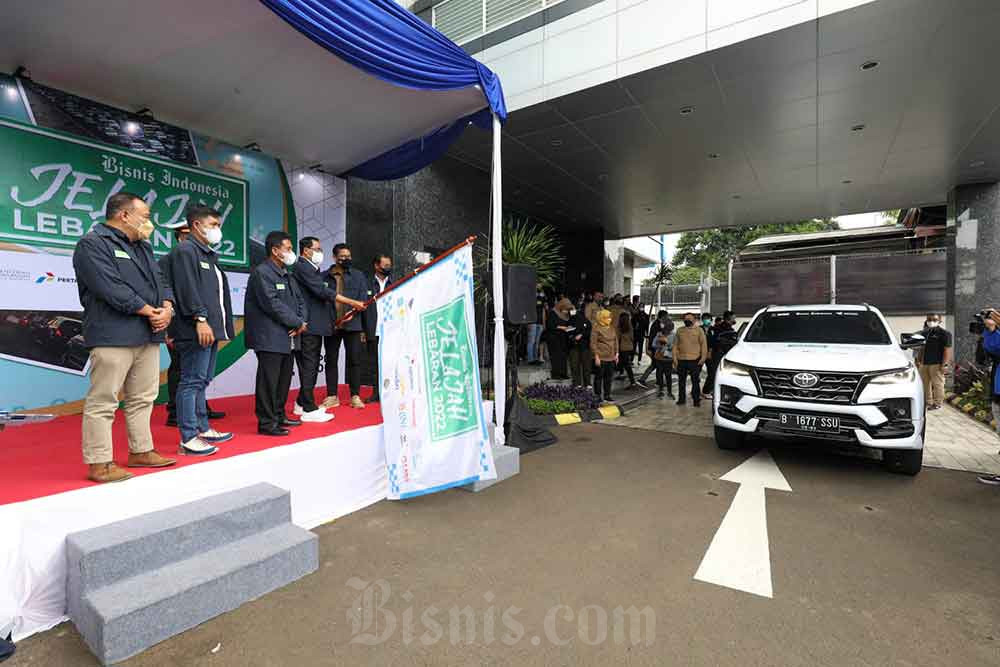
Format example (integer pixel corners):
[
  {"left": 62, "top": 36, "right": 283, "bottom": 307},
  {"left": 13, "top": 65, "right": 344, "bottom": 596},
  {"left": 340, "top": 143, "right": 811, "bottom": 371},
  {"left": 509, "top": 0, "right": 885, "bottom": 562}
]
[
  {"left": 73, "top": 236, "right": 148, "bottom": 314},
  {"left": 252, "top": 270, "right": 303, "bottom": 329},
  {"left": 983, "top": 329, "right": 1000, "bottom": 355}
]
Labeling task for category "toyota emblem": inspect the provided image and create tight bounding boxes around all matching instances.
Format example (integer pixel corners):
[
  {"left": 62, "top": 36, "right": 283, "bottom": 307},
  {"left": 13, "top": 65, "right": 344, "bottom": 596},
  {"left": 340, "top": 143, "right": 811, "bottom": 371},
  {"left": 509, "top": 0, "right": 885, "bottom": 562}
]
[{"left": 792, "top": 372, "right": 819, "bottom": 388}]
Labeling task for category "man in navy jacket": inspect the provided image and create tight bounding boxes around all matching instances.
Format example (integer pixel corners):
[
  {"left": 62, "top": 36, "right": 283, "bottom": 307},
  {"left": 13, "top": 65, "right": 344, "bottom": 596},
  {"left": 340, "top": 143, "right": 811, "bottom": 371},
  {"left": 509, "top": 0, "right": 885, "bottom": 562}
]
[
  {"left": 289, "top": 236, "right": 338, "bottom": 422},
  {"left": 72, "top": 192, "right": 177, "bottom": 483},
  {"left": 977, "top": 310, "right": 1000, "bottom": 485},
  {"left": 363, "top": 253, "right": 393, "bottom": 403},
  {"left": 167, "top": 205, "right": 236, "bottom": 455},
  {"left": 245, "top": 231, "right": 307, "bottom": 436},
  {"left": 325, "top": 243, "right": 370, "bottom": 409}
]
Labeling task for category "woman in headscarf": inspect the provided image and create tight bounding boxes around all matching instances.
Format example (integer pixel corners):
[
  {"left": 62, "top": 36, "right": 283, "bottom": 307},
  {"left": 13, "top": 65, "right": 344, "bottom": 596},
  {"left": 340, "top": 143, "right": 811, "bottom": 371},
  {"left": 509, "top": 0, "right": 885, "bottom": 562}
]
[
  {"left": 590, "top": 308, "right": 618, "bottom": 402},
  {"left": 545, "top": 297, "right": 574, "bottom": 380}
]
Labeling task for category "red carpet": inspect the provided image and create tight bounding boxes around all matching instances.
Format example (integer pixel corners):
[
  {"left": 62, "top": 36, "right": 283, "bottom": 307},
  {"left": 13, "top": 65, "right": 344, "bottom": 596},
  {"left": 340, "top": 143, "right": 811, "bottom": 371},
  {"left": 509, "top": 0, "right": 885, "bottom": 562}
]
[{"left": 0, "top": 386, "right": 382, "bottom": 506}]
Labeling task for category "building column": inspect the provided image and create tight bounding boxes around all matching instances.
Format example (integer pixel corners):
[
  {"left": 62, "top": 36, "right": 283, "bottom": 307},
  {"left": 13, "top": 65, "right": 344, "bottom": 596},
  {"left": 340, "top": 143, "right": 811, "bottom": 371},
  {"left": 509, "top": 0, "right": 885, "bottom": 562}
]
[
  {"left": 949, "top": 182, "right": 1000, "bottom": 365},
  {"left": 603, "top": 240, "right": 625, "bottom": 295}
]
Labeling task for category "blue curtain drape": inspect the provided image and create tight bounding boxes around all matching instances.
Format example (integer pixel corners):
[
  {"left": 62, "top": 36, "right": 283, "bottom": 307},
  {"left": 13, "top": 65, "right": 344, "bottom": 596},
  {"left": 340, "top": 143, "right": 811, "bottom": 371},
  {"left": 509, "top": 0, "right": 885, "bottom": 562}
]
[{"left": 260, "top": 0, "right": 507, "bottom": 180}]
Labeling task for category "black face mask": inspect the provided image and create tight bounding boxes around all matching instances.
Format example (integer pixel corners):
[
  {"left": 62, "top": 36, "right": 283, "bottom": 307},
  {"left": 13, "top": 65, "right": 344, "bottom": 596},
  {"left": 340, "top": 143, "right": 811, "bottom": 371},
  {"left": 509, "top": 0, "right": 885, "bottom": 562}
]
[
  {"left": 684, "top": 320, "right": 694, "bottom": 327},
  {"left": 339, "top": 258, "right": 352, "bottom": 271},
  {"left": 379, "top": 266, "right": 391, "bottom": 278}
]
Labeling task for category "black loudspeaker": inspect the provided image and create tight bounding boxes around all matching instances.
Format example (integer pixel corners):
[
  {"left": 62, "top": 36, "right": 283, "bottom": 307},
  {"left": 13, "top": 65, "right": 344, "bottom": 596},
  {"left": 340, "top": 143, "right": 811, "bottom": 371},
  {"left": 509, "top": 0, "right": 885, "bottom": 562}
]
[{"left": 503, "top": 263, "right": 537, "bottom": 324}]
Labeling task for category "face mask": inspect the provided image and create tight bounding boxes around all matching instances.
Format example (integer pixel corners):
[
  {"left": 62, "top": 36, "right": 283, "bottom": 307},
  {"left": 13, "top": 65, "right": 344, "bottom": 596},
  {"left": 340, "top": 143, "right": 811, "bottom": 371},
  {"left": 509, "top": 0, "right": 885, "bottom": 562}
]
[
  {"left": 281, "top": 250, "right": 296, "bottom": 267},
  {"left": 310, "top": 251, "right": 324, "bottom": 266},
  {"left": 927, "top": 321, "right": 940, "bottom": 328},
  {"left": 684, "top": 320, "right": 694, "bottom": 327},
  {"left": 702, "top": 319, "right": 711, "bottom": 326},
  {"left": 128, "top": 217, "right": 155, "bottom": 241},
  {"left": 202, "top": 226, "right": 223, "bottom": 246},
  {"left": 339, "top": 258, "right": 352, "bottom": 271},
  {"left": 380, "top": 267, "right": 392, "bottom": 278}
]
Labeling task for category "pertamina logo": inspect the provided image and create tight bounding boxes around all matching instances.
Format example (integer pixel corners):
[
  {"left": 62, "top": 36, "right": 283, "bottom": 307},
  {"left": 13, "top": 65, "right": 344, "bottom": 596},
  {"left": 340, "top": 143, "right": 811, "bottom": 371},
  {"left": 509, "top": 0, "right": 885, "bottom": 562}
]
[{"left": 35, "top": 271, "right": 76, "bottom": 285}]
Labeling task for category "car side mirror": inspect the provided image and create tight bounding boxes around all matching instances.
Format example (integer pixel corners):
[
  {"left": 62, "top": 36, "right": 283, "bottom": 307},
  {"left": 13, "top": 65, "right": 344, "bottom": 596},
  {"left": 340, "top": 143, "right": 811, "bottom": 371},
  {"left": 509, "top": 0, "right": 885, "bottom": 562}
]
[{"left": 900, "top": 332, "right": 926, "bottom": 349}]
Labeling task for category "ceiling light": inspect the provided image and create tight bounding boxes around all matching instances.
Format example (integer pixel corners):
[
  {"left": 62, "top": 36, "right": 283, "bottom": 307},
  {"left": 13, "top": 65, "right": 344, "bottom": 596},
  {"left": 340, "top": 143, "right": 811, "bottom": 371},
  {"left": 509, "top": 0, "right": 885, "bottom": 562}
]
[
  {"left": 860, "top": 60, "right": 879, "bottom": 71},
  {"left": 679, "top": 106, "right": 695, "bottom": 115},
  {"left": 597, "top": 173, "right": 608, "bottom": 182},
  {"left": 841, "top": 179, "right": 853, "bottom": 184},
  {"left": 124, "top": 121, "right": 140, "bottom": 135},
  {"left": 850, "top": 124, "right": 866, "bottom": 132},
  {"left": 297, "top": 173, "right": 304, "bottom": 181},
  {"left": 645, "top": 207, "right": 654, "bottom": 213},
  {"left": 732, "top": 194, "right": 741, "bottom": 199},
  {"left": 707, "top": 153, "right": 720, "bottom": 159},
  {"left": 969, "top": 160, "right": 986, "bottom": 168},
  {"left": 3, "top": 85, "right": 17, "bottom": 100},
  {"left": 550, "top": 139, "right": 563, "bottom": 147},
  {"left": 233, "top": 154, "right": 242, "bottom": 162}
]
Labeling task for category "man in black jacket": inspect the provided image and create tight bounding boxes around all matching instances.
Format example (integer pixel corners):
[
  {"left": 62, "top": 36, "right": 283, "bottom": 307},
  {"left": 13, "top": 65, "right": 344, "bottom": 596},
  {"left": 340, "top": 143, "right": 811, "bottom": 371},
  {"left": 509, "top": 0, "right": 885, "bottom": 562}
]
[
  {"left": 245, "top": 231, "right": 307, "bottom": 436},
  {"left": 363, "top": 253, "right": 393, "bottom": 403},
  {"left": 161, "top": 224, "right": 225, "bottom": 427},
  {"left": 167, "top": 206, "right": 236, "bottom": 455},
  {"left": 289, "top": 237, "right": 337, "bottom": 422},
  {"left": 72, "top": 192, "right": 177, "bottom": 483},
  {"left": 326, "top": 243, "right": 370, "bottom": 409}
]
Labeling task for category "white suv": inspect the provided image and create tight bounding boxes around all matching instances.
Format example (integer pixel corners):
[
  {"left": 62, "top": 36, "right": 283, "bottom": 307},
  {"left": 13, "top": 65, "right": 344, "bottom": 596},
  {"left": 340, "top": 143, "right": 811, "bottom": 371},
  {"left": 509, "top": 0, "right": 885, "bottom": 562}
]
[{"left": 713, "top": 305, "right": 926, "bottom": 475}]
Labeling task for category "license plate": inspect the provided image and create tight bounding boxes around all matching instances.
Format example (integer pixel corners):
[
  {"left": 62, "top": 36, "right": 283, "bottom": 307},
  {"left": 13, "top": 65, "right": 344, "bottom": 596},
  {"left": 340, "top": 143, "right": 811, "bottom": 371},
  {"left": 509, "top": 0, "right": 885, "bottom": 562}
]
[{"left": 778, "top": 413, "right": 840, "bottom": 433}]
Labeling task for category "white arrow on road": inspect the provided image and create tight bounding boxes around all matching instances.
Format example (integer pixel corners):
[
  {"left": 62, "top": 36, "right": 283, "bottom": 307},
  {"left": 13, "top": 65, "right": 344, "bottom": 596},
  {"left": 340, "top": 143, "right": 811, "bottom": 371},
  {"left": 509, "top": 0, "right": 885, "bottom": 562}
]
[{"left": 694, "top": 449, "right": 792, "bottom": 598}]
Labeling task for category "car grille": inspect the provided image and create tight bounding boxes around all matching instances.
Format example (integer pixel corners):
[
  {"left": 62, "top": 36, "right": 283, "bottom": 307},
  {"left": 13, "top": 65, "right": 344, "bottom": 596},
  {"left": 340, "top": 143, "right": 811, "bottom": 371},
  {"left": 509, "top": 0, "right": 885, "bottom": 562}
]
[{"left": 753, "top": 368, "right": 864, "bottom": 404}]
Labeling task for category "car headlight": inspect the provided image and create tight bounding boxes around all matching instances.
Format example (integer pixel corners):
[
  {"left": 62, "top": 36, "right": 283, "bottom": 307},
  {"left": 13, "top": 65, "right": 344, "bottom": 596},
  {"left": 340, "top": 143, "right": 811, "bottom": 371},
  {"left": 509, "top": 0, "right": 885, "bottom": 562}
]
[
  {"left": 868, "top": 365, "right": 917, "bottom": 385},
  {"left": 719, "top": 358, "right": 752, "bottom": 377}
]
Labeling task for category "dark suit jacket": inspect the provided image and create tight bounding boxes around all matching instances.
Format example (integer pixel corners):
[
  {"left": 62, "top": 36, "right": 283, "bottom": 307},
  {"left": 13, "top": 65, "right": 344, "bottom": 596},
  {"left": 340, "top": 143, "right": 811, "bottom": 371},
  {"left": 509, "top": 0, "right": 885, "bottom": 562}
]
[
  {"left": 363, "top": 272, "right": 391, "bottom": 338},
  {"left": 245, "top": 259, "right": 305, "bottom": 354},
  {"left": 291, "top": 257, "right": 337, "bottom": 337}
]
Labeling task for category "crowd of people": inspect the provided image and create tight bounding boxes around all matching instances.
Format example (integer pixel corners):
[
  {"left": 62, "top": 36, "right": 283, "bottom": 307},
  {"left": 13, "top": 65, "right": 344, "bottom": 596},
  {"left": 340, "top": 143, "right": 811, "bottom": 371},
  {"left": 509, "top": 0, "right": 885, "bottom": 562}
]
[
  {"left": 72, "top": 193, "right": 389, "bottom": 483},
  {"left": 522, "top": 288, "right": 738, "bottom": 406}
]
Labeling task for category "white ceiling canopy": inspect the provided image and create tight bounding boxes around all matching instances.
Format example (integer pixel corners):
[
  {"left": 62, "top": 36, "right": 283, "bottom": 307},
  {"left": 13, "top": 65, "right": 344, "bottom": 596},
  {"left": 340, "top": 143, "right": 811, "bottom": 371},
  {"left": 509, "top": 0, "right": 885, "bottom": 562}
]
[{"left": 0, "top": 0, "right": 488, "bottom": 173}]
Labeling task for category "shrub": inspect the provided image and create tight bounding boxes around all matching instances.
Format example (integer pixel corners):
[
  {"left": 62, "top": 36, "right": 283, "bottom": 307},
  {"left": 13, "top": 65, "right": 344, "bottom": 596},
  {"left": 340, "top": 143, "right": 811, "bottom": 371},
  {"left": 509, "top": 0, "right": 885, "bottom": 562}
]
[
  {"left": 525, "top": 398, "right": 576, "bottom": 415},
  {"left": 522, "top": 383, "right": 601, "bottom": 410}
]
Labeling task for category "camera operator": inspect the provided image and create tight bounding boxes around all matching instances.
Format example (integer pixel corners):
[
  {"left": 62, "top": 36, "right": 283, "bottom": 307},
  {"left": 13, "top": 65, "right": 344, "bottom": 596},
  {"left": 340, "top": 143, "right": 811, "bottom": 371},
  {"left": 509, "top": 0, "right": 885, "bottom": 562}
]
[{"left": 976, "top": 308, "right": 1000, "bottom": 486}]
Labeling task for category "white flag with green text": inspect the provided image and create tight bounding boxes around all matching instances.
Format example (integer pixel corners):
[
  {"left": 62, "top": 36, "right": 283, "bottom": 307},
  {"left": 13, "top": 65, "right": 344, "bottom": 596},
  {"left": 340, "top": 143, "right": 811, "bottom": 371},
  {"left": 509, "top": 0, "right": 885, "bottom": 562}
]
[{"left": 378, "top": 244, "right": 496, "bottom": 499}]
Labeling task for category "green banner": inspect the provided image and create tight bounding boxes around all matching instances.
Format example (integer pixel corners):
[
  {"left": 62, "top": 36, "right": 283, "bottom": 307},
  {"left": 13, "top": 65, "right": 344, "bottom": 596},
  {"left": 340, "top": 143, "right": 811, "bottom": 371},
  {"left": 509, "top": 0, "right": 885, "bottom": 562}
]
[
  {"left": 0, "top": 119, "right": 248, "bottom": 266},
  {"left": 421, "top": 296, "right": 478, "bottom": 442}
]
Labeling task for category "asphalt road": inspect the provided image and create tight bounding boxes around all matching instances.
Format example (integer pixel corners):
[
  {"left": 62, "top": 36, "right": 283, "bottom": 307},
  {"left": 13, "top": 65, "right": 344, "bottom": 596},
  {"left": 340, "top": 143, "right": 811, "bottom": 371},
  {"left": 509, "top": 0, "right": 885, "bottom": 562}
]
[{"left": 10, "top": 424, "right": 1000, "bottom": 666}]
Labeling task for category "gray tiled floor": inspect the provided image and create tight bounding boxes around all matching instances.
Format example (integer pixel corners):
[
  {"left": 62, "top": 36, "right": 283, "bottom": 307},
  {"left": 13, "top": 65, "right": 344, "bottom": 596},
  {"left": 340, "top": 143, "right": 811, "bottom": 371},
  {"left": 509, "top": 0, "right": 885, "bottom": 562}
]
[{"left": 604, "top": 392, "right": 1000, "bottom": 475}]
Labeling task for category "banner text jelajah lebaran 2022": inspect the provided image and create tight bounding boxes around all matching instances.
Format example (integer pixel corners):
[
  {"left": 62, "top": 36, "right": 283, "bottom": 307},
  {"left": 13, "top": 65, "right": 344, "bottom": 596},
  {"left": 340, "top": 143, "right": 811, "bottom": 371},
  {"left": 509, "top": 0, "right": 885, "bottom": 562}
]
[{"left": 0, "top": 118, "right": 249, "bottom": 267}]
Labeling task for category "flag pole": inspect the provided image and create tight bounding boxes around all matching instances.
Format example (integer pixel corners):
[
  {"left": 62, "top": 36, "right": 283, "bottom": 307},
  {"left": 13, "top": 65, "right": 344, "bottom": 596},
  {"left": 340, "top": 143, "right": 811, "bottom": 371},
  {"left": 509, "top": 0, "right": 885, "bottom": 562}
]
[{"left": 334, "top": 236, "right": 476, "bottom": 328}]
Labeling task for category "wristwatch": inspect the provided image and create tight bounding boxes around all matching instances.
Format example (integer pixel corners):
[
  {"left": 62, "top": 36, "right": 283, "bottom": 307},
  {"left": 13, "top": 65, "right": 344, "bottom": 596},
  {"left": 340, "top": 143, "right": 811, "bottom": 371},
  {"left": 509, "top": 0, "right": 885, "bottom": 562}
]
[{"left": 195, "top": 316, "right": 207, "bottom": 323}]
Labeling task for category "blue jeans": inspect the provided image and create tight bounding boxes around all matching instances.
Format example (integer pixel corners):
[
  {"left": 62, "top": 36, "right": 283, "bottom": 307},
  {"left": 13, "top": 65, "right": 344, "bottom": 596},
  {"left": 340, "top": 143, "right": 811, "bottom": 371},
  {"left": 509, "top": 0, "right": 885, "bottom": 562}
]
[
  {"left": 526, "top": 324, "right": 543, "bottom": 362},
  {"left": 176, "top": 340, "right": 218, "bottom": 442}
]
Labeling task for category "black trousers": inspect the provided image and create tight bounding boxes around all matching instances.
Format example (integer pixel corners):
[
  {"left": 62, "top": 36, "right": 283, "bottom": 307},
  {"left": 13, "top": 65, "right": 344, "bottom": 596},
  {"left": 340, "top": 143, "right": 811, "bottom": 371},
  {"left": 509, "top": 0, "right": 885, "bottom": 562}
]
[
  {"left": 325, "top": 329, "right": 363, "bottom": 398},
  {"left": 656, "top": 359, "right": 673, "bottom": 394},
  {"left": 166, "top": 343, "right": 181, "bottom": 416},
  {"left": 294, "top": 333, "right": 323, "bottom": 412},
  {"left": 593, "top": 360, "right": 615, "bottom": 400},
  {"left": 676, "top": 360, "right": 702, "bottom": 403},
  {"left": 366, "top": 336, "right": 380, "bottom": 399},
  {"left": 702, "top": 356, "right": 719, "bottom": 394},
  {"left": 634, "top": 332, "right": 646, "bottom": 362},
  {"left": 255, "top": 350, "right": 293, "bottom": 430},
  {"left": 619, "top": 351, "right": 636, "bottom": 384},
  {"left": 548, "top": 335, "right": 568, "bottom": 379},
  {"left": 567, "top": 345, "right": 590, "bottom": 387}
]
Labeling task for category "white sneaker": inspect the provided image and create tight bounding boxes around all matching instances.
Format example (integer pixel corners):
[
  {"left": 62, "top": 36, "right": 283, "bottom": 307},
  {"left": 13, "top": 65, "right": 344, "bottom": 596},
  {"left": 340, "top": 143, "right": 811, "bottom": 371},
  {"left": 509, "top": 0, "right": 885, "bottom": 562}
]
[
  {"left": 293, "top": 403, "right": 304, "bottom": 415},
  {"left": 179, "top": 437, "right": 218, "bottom": 456},
  {"left": 199, "top": 429, "right": 233, "bottom": 444},
  {"left": 300, "top": 408, "right": 334, "bottom": 423}
]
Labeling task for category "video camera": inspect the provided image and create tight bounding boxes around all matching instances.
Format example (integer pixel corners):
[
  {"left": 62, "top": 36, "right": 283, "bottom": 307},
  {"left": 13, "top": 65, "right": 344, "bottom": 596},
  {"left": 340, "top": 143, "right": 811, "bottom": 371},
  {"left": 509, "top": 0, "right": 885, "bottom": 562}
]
[{"left": 969, "top": 309, "right": 998, "bottom": 335}]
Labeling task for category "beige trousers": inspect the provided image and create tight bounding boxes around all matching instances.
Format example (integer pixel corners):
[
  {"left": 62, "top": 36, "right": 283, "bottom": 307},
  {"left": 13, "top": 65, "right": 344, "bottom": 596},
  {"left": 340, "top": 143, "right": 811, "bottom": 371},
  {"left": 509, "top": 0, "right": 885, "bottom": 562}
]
[
  {"left": 82, "top": 344, "right": 161, "bottom": 464},
  {"left": 918, "top": 363, "right": 945, "bottom": 407}
]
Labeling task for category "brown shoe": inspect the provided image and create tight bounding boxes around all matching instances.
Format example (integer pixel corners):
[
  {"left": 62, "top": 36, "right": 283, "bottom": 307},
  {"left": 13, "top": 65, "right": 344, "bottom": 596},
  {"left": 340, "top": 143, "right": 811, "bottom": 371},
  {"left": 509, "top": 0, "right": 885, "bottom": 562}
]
[
  {"left": 321, "top": 395, "right": 341, "bottom": 408},
  {"left": 350, "top": 395, "right": 364, "bottom": 409},
  {"left": 88, "top": 462, "right": 133, "bottom": 484},
  {"left": 127, "top": 450, "right": 177, "bottom": 468}
]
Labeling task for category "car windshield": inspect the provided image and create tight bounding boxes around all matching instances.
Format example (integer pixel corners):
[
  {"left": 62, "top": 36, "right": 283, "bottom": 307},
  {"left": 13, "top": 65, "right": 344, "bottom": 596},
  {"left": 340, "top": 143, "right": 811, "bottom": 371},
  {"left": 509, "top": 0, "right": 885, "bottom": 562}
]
[{"left": 744, "top": 310, "right": 891, "bottom": 344}]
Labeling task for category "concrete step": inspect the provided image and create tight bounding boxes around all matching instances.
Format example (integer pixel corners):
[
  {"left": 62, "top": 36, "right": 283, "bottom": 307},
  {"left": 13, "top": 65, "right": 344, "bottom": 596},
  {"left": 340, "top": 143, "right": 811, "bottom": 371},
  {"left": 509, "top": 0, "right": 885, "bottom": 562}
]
[
  {"left": 67, "top": 483, "right": 290, "bottom": 600},
  {"left": 76, "top": 523, "right": 318, "bottom": 665}
]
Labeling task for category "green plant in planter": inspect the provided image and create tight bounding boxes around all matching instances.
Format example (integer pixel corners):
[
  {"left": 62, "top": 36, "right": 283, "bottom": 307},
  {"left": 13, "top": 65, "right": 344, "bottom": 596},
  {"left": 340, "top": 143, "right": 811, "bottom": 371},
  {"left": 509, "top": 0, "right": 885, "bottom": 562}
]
[
  {"left": 474, "top": 215, "right": 565, "bottom": 305},
  {"left": 525, "top": 398, "right": 576, "bottom": 415}
]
